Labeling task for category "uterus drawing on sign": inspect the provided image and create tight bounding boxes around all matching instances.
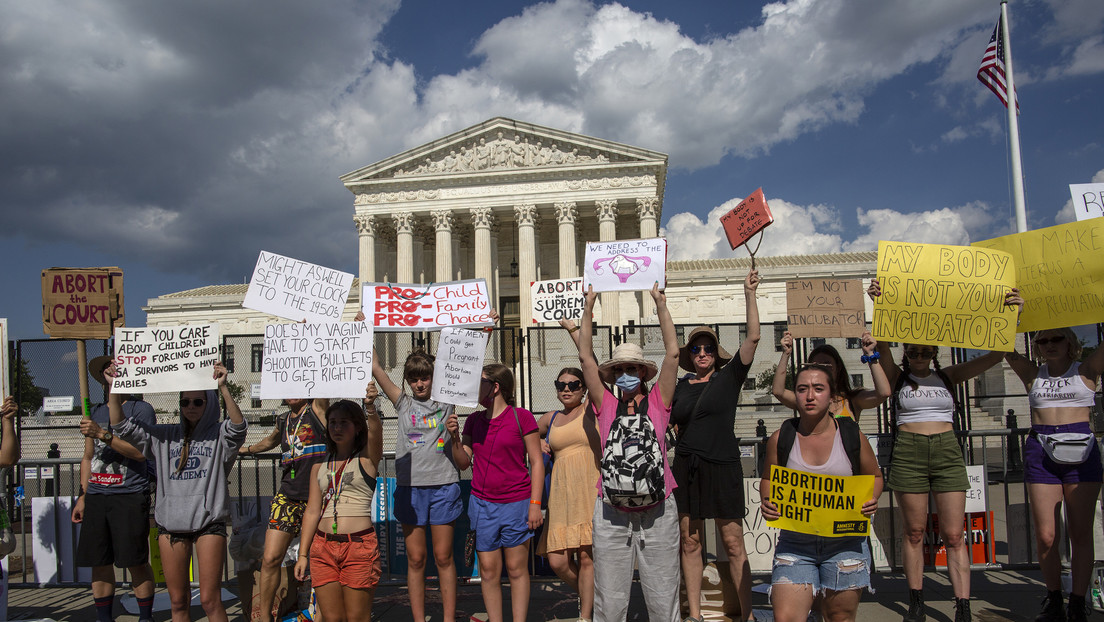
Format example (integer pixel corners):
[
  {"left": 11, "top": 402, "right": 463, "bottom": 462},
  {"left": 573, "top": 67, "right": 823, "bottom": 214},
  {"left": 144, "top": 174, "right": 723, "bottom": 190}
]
[{"left": 592, "top": 254, "right": 653, "bottom": 284}]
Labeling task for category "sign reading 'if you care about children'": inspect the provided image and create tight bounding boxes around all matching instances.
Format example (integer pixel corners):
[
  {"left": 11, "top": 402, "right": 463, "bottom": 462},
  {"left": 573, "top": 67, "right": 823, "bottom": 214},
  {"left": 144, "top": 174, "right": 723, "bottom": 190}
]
[{"left": 112, "top": 324, "right": 220, "bottom": 394}]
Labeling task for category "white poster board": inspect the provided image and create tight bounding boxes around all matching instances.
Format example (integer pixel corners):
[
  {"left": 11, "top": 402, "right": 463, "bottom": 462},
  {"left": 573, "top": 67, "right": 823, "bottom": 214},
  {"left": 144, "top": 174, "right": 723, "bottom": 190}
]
[
  {"left": 259, "top": 321, "right": 373, "bottom": 399},
  {"left": 242, "top": 251, "right": 353, "bottom": 323},
  {"left": 362, "top": 280, "right": 494, "bottom": 332},
  {"left": 1069, "top": 183, "right": 1104, "bottom": 221},
  {"left": 33, "top": 496, "right": 91, "bottom": 585},
  {"left": 583, "top": 238, "right": 667, "bottom": 292},
  {"left": 741, "top": 477, "right": 781, "bottom": 573},
  {"left": 431, "top": 328, "right": 489, "bottom": 408},
  {"left": 963, "top": 464, "right": 987, "bottom": 514},
  {"left": 530, "top": 278, "right": 584, "bottom": 324},
  {"left": 0, "top": 318, "right": 8, "bottom": 400},
  {"left": 43, "top": 396, "right": 75, "bottom": 412},
  {"left": 111, "top": 325, "right": 220, "bottom": 394}
]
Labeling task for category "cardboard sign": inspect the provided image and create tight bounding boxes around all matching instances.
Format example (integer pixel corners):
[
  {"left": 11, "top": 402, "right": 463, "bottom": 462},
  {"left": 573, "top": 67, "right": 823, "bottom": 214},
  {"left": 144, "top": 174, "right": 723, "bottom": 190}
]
[
  {"left": 431, "top": 328, "right": 489, "bottom": 408},
  {"left": 1069, "top": 183, "right": 1104, "bottom": 221},
  {"left": 43, "top": 396, "right": 74, "bottom": 413},
  {"left": 242, "top": 251, "right": 353, "bottom": 323},
  {"left": 260, "top": 321, "right": 373, "bottom": 399},
  {"left": 111, "top": 325, "right": 220, "bottom": 394},
  {"left": 362, "top": 280, "right": 493, "bottom": 332},
  {"left": 785, "top": 279, "right": 865, "bottom": 338},
  {"left": 583, "top": 238, "right": 667, "bottom": 292},
  {"left": 973, "top": 219, "right": 1104, "bottom": 332},
  {"left": 742, "top": 478, "right": 781, "bottom": 573},
  {"left": 530, "top": 278, "right": 584, "bottom": 324},
  {"left": 872, "top": 241, "right": 1017, "bottom": 351},
  {"left": 41, "top": 267, "right": 124, "bottom": 339},
  {"left": 720, "top": 187, "right": 774, "bottom": 249},
  {"left": 766, "top": 465, "right": 874, "bottom": 537}
]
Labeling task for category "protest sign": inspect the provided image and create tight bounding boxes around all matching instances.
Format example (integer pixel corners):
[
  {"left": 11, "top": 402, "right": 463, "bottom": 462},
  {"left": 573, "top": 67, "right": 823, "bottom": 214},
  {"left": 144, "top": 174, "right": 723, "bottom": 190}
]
[
  {"left": 242, "top": 251, "right": 353, "bottom": 323},
  {"left": 720, "top": 187, "right": 774, "bottom": 250},
  {"left": 43, "top": 396, "right": 74, "bottom": 413},
  {"left": 785, "top": 279, "right": 864, "bottom": 338},
  {"left": 362, "top": 280, "right": 493, "bottom": 332},
  {"left": 1069, "top": 183, "right": 1104, "bottom": 221},
  {"left": 973, "top": 219, "right": 1104, "bottom": 332},
  {"left": 431, "top": 328, "right": 489, "bottom": 408},
  {"left": 260, "top": 321, "right": 373, "bottom": 399},
  {"left": 530, "top": 278, "right": 584, "bottom": 324},
  {"left": 871, "top": 241, "right": 1017, "bottom": 351},
  {"left": 0, "top": 319, "right": 7, "bottom": 400},
  {"left": 111, "top": 325, "right": 220, "bottom": 394},
  {"left": 766, "top": 465, "right": 874, "bottom": 537},
  {"left": 41, "top": 267, "right": 124, "bottom": 339},
  {"left": 741, "top": 478, "right": 781, "bottom": 572},
  {"left": 583, "top": 238, "right": 667, "bottom": 293}
]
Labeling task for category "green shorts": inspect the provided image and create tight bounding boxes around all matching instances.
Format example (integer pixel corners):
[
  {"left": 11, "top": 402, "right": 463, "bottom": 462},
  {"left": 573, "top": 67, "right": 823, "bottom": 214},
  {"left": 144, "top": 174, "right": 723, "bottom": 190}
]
[{"left": 887, "top": 430, "right": 969, "bottom": 493}]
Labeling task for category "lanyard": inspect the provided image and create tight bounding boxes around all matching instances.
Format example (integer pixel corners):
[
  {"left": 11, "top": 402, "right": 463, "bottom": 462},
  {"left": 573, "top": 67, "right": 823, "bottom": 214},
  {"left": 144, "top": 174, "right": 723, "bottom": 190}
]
[{"left": 323, "top": 457, "right": 351, "bottom": 534}]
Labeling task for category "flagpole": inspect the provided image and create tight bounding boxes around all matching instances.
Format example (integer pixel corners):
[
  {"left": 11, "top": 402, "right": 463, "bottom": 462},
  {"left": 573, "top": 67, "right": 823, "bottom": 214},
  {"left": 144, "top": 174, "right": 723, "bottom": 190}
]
[{"left": 1001, "top": 0, "right": 1027, "bottom": 233}]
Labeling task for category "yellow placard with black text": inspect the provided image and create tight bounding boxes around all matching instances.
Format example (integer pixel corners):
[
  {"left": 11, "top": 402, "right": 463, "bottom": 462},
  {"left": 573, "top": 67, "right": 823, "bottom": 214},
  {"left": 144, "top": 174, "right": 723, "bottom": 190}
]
[
  {"left": 767, "top": 465, "right": 874, "bottom": 537},
  {"left": 871, "top": 241, "right": 1017, "bottom": 351}
]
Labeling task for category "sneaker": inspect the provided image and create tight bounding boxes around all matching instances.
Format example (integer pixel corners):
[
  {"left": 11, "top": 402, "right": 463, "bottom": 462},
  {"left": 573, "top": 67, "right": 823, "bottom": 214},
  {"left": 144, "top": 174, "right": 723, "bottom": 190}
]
[{"left": 1036, "top": 591, "right": 1066, "bottom": 622}]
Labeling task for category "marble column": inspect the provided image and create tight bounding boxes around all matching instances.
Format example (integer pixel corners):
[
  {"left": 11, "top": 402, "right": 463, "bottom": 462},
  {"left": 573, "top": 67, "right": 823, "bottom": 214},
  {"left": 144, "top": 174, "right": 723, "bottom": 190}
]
[
  {"left": 555, "top": 201, "right": 578, "bottom": 278},
  {"left": 432, "top": 210, "right": 454, "bottom": 284},
  {"left": 354, "top": 214, "right": 376, "bottom": 286},
  {"left": 596, "top": 199, "right": 620, "bottom": 326},
  {"left": 471, "top": 207, "right": 498, "bottom": 305},
  {"left": 393, "top": 213, "right": 415, "bottom": 283},
  {"left": 515, "top": 203, "right": 538, "bottom": 326},
  {"left": 637, "top": 197, "right": 660, "bottom": 320}
]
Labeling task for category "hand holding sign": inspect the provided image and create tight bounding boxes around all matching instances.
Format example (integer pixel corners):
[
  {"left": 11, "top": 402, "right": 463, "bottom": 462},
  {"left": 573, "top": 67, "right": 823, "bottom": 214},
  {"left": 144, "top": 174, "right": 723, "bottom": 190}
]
[
  {"left": 583, "top": 238, "right": 667, "bottom": 293},
  {"left": 720, "top": 188, "right": 773, "bottom": 267}
]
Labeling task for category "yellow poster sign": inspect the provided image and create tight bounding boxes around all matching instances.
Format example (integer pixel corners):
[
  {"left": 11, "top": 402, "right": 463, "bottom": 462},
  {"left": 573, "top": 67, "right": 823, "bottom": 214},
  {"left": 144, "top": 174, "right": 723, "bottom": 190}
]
[
  {"left": 973, "top": 219, "right": 1104, "bottom": 332},
  {"left": 871, "top": 241, "right": 1017, "bottom": 351},
  {"left": 767, "top": 465, "right": 874, "bottom": 537}
]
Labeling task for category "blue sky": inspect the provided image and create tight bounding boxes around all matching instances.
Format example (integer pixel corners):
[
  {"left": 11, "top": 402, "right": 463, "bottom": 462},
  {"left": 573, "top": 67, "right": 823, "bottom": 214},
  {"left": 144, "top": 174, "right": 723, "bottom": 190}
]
[{"left": 1, "top": 0, "right": 1102, "bottom": 340}]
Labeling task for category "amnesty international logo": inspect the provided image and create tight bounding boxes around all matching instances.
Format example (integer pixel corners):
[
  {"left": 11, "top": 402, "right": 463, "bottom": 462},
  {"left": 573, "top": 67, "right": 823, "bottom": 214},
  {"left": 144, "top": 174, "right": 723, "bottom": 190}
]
[{"left": 832, "top": 520, "right": 868, "bottom": 536}]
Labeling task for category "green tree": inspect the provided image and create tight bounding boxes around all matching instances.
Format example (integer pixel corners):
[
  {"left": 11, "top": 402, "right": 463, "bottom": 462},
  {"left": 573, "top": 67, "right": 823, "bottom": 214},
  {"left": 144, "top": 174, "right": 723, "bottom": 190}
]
[
  {"left": 9, "top": 357, "right": 44, "bottom": 415},
  {"left": 222, "top": 378, "right": 246, "bottom": 407},
  {"left": 755, "top": 365, "right": 793, "bottom": 393}
]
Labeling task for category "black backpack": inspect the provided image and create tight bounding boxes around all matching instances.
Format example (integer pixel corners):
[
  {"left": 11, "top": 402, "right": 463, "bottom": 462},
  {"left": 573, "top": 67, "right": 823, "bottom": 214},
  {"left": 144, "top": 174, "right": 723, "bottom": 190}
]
[
  {"left": 601, "top": 394, "right": 666, "bottom": 509},
  {"left": 776, "top": 416, "right": 863, "bottom": 475}
]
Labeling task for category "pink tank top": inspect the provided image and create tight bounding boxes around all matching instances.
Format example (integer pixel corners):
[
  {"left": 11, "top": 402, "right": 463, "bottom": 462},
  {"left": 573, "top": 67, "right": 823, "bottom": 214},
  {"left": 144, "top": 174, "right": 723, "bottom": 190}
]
[{"left": 786, "top": 425, "right": 853, "bottom": 477}]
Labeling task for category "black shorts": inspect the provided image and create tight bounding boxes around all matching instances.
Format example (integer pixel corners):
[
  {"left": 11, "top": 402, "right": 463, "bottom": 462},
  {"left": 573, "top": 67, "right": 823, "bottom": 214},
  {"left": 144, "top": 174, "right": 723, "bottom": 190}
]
[
  {"left": 155, "top": 521, "right": 228, "bottom": 546},
  {"left": 672, "top": 453, "right": 745, "bottom": 520},
  {"left": 75, "top": 492, "right": 151, "bottom": 569}
]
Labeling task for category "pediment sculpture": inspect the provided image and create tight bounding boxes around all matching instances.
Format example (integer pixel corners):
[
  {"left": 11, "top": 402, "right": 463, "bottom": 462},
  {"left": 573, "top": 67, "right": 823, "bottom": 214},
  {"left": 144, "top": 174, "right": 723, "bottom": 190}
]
[{"left": 393, "top": 131, "right": 610, "bottom": 177}]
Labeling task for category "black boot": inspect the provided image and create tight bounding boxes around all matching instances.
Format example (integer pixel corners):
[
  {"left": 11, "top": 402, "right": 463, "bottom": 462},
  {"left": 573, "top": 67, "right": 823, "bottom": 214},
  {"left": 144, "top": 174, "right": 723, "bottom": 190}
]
[
  {"left": 903, "top": 589, "right": 926, "bottom": 622},
  {"left": 1067, "top": 593, "right": 1089, "bottom": 622},
  {"left": 955, "top": 598, "right": 972, "bottom": 622},
  {"left": 1036, "top": 590, "right": 1066, "bottom": 622}
]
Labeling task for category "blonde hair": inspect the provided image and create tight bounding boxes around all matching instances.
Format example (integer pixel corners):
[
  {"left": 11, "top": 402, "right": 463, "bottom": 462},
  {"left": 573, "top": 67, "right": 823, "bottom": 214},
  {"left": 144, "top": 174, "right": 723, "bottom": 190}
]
[{"left": 1034, "top": 327, "right": 1082, "bottom": 361}]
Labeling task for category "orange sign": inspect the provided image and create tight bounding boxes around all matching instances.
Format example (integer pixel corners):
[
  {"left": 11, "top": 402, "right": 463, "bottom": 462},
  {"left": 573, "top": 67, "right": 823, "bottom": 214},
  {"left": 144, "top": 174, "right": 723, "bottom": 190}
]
[
  {"left": 41, "top": 267, "right": 124, "bottom": 339},
  {"left": 924, "top": 511, "right": 994, "bottom": 566},
  {"left": 720, "top": 187, "right": 774, "bottom": 249}
]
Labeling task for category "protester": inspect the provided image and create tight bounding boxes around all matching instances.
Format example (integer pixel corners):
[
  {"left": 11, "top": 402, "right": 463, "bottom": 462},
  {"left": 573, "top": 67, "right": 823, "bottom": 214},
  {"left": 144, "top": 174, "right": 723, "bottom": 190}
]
[
  {"left": 73, "top": 355, "right": 157, "bottom": 622},
  {"left": 109, "top": 361, "right": 247, "bottom": 622},
  {"left": 448, "top": 362, "right": 543, "bottom": 622},
  {"left": 670, "top": 269, "right": 761, "bottom": 622},
  {"left": 536, "top": 355, "right": 600, "bottom": 622},
  {"left": 760, "top": 364, "right": 882, "bottom": 622},
  {"left": 773, "top": 331, "right": 890, "bottom": 421},
  {"left": 294, "top": 395, "right": 384, "bottom": 622},
  {"left": 1004, "top": 327, "right": 1104, "bottom": 622},
  {"left": 572, "top": 283, "right": 681, "bottom": 622},
  {"left": 869, "top": 279, "right": 1022, "bottom": 622},
  {"left": 0, "top": 396, "right": 17, "bottom": 467},
  {"left": 239, "top": 394, "right": 329, "bottom": 622}
]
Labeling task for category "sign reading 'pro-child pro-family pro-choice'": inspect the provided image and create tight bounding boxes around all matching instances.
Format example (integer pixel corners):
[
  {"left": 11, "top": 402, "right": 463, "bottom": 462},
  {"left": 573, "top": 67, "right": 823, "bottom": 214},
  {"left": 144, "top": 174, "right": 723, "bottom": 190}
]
[{"left": 362, "top": 280, "right": 494, "bottom": 331}]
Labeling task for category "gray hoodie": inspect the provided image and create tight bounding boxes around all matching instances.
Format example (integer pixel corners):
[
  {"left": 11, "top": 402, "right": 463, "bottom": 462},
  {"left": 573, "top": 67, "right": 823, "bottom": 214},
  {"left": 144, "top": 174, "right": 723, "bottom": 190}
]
[{"left": 114, "top": 389, "right": 247, "bottom": 533}]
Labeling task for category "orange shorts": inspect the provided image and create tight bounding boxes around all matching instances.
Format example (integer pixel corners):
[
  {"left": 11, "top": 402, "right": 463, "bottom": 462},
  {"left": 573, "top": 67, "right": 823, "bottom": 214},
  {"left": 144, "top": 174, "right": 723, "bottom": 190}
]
[{"left": 309, "top": 529, "right": 381, "bottom": 590}]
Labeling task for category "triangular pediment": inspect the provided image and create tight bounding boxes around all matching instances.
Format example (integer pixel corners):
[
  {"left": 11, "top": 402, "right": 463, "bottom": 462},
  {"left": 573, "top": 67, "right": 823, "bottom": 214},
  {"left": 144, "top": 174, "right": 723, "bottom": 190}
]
[{"left": 341, "top": 117, "right": 667, "bottom": 186}]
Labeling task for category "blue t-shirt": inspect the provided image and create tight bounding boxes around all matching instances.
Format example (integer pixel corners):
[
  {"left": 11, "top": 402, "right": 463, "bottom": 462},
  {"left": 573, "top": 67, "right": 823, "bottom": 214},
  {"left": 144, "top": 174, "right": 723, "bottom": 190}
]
[{"left": 87, "top": 399, "right": 156, "bottom": 495}]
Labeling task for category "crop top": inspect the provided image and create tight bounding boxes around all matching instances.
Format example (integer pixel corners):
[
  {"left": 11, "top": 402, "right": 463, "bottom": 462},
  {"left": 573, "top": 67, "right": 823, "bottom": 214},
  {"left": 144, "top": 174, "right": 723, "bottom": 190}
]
[
  {"left": 895, "top": 373, "right": 954, "bottom": 425},
  {"left": 787, "top": 426, "right": 853, "bottom": 477},
  {"left": 317, "top": 456, "right": 377, "bottom": 519},
  {"left": 1029, "top": 362, "right": 1097, "bottom": 409}
]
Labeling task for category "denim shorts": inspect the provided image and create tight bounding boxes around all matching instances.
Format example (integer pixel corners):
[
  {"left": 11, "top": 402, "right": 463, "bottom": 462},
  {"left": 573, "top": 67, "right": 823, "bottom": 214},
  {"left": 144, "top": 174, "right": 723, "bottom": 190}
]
[
  {"left": 394, "top": 483, "right": 463, "bottom": 526},
  {"left": 772, "top": 532, "right": 872, "bottom": 595},
  {"left": 468, "top": 496, "right": 532, "bottom": 552},
  {"left": 1024, "top": 422, "right": 1104, "bottom": 485}
]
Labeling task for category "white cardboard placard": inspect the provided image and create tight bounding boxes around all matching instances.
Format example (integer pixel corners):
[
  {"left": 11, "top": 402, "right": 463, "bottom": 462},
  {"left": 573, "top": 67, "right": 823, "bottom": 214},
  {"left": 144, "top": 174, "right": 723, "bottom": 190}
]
[
  {"left": 242, "top": 251, "right": 352, "bottom": 323},
  {"left": 530, "top": 278, "right": 584, "bottom": 324},
  {"left": 431, "top": 328, "right": 489, "bottom": 408},
  {"left": 260, "top": 321, "right": 373, "bottom": 399},
  {"left": 362, "top": 280, "right": 493, "bottom": 332},
  {"left": 583, "top": 238, "right": 667, "bottom": 293},
  {"left": 111, "top": 325, "right": 220, "bottom": 394},
  {"left": 1069, "top": 182, "right": 1104, "bottom": 221}
]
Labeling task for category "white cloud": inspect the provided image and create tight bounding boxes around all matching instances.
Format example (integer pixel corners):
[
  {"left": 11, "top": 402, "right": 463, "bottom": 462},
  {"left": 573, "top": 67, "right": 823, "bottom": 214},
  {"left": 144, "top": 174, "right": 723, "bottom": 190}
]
[{"left": 1056, "top": 167, "right": 1104, "bottom": 224}]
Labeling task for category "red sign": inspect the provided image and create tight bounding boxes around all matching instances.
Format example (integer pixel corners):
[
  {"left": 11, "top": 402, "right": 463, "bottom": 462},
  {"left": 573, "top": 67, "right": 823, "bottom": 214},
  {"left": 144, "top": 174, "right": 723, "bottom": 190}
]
[
  {"left": 720, "top": 187, "right": 774, "bottom": 249},
  {"left": 924, "top": 511, "right": 994, "bottom": 566}
]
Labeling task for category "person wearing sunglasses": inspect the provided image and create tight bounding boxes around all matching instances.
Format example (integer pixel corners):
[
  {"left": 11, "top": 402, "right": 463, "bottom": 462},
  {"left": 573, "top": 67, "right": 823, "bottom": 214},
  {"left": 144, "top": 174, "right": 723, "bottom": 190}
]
[
  {"left": 773, "top": 331, "right": 891, "bottom": 422},
  {"left": 535, "top": 352, "right": 600, "bottom": 622},
  {"left": 1004, "top": 327, "right": 1104, "bottom": 622},
  {"left": 868, "top": 278, "right": 1023, "bottom": 622},
  {"left": 106, "top": 360, "right": 247, "bottom": 622},
  {"left": 669, "top": 268, "right": 761, "bottom": 622}
]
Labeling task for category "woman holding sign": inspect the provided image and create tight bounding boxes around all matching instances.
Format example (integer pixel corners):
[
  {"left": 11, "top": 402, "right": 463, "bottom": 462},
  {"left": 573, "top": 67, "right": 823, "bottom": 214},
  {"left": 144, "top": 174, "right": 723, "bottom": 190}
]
[
  {"left": 1004, "top": 328, "right": 1104, "bottom": 622},
  {"left": 760, "top": 363, "right": 882, "bottom": 622},
  {"left": 773, "top": 331, "right": 891, "bottom": 421},
  {"left": 868, "top": 279, "right": 1023, "bottom": 622}
]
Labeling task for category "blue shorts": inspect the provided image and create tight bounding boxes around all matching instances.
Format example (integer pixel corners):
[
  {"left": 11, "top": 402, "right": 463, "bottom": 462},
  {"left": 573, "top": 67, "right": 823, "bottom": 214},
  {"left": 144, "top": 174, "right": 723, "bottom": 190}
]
[
  {"left": 394, "top": 483, "right": 463, "bottom": 526},
  {"left": 468, "top": 496, "right": 532, "bottom": 552},
  {"left": 772, "top": 532, "right": 872, "bottom": 595},
  {"left": 1024, "top": 423, "right": 1104, "bottom": 485}
]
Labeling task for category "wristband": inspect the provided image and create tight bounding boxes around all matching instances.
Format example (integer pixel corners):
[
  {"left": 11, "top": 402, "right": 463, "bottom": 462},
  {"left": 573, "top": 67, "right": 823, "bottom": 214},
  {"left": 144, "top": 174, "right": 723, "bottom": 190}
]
[
  {"left": 529, "top": 499, "right": 541, "bottom": 505},
  {"left": 860, "top": 352, "right": 880, "bottom": 364},
  {"left": 567, "top": 326, "right": 580, "bottom": 334}
]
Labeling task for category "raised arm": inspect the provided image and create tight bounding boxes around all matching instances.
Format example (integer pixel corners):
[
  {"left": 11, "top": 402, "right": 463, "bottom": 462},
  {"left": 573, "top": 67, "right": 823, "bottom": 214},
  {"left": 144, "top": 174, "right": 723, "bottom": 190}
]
[
  {"left": 652, "top": 283, "right": 680, "bottom": 408},
  {"left": 772, "top": 331, "right": 797, "bottom": 410},
  {"left": 1080, "top": 336, "right": 1104, "bottom": 388},
  {"left": 578, "top": 286, "right": 606, "bottom": 413},
  {"left": 943, "top": 289, "right": 1026, "bottom": 385},
  {"left": 852, "top": 332, "right": 892, "bottom": 412},
  {"left": 371, "top": 347, "right": 404, "bottom": 404},
  {"left": 215, "top": 362, "right": 244, "bottom": 425},
  {"left": 0, "top": 397, "right": 20, "bottom": 467},
  {"left": 867, "top": 278, "right": 903, "bottom": 388},
  {"left": 739, "top": 269, "right": 762, "bottom": 365},
  {"left": 559, "top": 318, "right": 582, "bottom": 349},
  {"left": 363, "top": 382, "right": 384, "bottom": 467}
]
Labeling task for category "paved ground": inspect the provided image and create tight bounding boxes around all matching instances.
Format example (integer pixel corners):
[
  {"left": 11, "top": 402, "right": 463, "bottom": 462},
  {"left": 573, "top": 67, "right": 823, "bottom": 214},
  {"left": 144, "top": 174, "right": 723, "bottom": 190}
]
[{"left": 1, "top": 568, "right": 1090, "bottom": 621}]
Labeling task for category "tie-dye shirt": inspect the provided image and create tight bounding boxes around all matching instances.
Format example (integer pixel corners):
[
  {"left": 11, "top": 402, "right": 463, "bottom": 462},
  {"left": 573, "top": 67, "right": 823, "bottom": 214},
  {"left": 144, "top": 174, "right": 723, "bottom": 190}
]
[{"left": 395, "top": 394, "right": 459, "bottom": 486}]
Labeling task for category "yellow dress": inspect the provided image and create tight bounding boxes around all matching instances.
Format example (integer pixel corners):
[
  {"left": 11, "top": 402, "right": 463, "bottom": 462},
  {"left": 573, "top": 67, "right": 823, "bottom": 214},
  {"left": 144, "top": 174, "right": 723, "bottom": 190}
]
[{"left": 537, "top": 410, "right": 600, "bottom": 555}]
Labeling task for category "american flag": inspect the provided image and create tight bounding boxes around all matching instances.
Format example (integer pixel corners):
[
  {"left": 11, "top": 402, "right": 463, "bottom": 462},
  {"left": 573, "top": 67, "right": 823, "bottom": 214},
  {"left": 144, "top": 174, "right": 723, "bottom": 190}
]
[{"left": 977, "top": 15, "right": 1020, "bottom": 113}]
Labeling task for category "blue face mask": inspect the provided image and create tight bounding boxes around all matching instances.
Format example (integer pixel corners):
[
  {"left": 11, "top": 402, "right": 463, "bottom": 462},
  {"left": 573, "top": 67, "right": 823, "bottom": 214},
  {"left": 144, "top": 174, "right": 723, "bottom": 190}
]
[{"left": 614, "top": 372, "right": 642, "bottom": 392}]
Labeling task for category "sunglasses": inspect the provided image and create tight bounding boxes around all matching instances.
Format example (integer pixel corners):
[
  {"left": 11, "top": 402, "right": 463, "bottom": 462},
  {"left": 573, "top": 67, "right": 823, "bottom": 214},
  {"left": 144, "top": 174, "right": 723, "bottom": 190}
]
[
  {"left": 905, "top": 349, "right": 935, "bottom": 359},
  {"left": 1035, "top": 336, "right": 1066, "bottom": 346},
  {"left": 798, "top": 362, "right": 834, "bottom": 373},
  {"left": 689, "top": 344, "right": 716, "bottom": 355},
  {"left": 179, "top": 398, "right": 206, "bottom": 408},
  {"left": 554, "top": 380, "right": 583, "bottom": 392}
]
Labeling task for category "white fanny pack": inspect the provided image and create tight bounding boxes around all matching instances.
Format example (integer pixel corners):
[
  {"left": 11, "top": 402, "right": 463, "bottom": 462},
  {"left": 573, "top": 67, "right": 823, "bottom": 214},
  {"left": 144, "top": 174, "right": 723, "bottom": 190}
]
[{"left": 1033, "top": 431, "right": 1097, "bottom": 465}]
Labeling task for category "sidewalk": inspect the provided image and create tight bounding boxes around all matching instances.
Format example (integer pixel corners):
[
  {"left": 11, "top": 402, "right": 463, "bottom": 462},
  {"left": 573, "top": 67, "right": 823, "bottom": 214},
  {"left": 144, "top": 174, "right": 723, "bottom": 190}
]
[{"left": 1, "top": 569, "right": 1068, "bottom": 621}]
